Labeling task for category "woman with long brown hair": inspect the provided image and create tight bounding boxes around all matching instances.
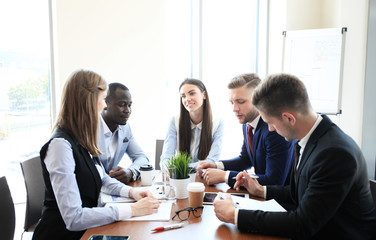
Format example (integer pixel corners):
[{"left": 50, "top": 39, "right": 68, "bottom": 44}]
[
  {"left": 160, "top": 78, "right": 224, "bottom": 169},
  {"left": 33, "top": 70, "right": 160, "bottom": 240}
]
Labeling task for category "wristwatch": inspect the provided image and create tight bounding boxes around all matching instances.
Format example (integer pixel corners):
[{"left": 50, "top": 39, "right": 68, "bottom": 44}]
[{"left": 129, "top": 168, "right": 139, "bottom": 182}]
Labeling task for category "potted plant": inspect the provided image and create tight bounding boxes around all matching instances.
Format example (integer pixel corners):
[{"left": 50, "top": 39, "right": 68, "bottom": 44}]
[{"left": 165, "top": 152, "right": 192, "bottom": 199}]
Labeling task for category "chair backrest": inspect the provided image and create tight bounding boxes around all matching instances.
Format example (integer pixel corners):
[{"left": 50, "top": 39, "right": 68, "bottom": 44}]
[
  {"left": 20, "top": 156, "right": 44, "bottom": 231},
  {"left": 0, "top": 176, "right": 16, "bottom": 240},
  {"left": 155, "top": 139, "right": 164, "bottom": 170},
  {"left": 370, "top": 179, "right": 376, "bottom": 207}
]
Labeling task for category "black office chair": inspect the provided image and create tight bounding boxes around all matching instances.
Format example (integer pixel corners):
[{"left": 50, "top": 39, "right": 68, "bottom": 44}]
[
  {"left": 0, "top": 176, "right": 16, "bottom": 240},
  {"left": 155, "top": 139, "right": 164, "bottom": 170},
  {"left": 20, "top": 156, "right": 44, "bottom": 232},
  {"left": 370, "top": 179, "right": 376, "bottom": 207}
]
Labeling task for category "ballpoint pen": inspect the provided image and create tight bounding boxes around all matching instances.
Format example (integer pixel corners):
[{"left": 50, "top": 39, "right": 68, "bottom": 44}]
[
  {"left": 152, "top": 223, "right": 185, "bottom": 232},
  {"left": 232, "top": 167, "right": 259, "bottom": 179}
]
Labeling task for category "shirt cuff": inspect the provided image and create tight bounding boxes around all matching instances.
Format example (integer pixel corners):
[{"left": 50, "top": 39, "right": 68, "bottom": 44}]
[
  {"left": 116, "top": 204, "right": 133, "bottom": 220},
  {"left": 120, "top": 186, "right": 131, "bottom": 198},
  {"left": 234, "top": 207, "right": 239, "bottom": 227},
  {"left": 224, "top": 171, "right": 230, "bottom": 184},
  {"left": 216, "top": 161, "right": 225, "bottom": 170},
  {"left": 263, "top": 186, "right": 267, "bottom": 199}
]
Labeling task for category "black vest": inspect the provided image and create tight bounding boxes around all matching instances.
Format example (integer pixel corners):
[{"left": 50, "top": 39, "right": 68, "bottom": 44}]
[{"left": 33, "top": 127, "right": 102, "bottom": 240}]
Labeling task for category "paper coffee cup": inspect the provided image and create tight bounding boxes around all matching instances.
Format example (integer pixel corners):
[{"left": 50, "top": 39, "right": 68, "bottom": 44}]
[
  {"left": 187, "top": 182, "right": 205, "bottom": 208},
  {"left": 139, "top": 164, "right": 154, "bottom": 186}
]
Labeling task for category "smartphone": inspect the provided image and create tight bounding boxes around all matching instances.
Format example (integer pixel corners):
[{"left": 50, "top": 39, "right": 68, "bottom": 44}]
[
  {"left": 203, "top": 192, "right": 249, "bottom": 204},
  {"left": 88, "top": 235, "right": 130, "bottom": 240}
]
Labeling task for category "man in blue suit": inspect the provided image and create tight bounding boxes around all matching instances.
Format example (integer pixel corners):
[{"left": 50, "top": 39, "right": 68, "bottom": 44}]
[
  {"left": 98, "top": 83, "right": 149, "bottom": 184},
  {"left": 198, "top": 73, "right": 295, "bottom": 188}
]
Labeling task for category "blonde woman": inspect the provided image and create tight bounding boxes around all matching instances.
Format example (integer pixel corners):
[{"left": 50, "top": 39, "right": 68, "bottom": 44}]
[{"left": 33, "top": 70, "right": 160, "bottom": 240}]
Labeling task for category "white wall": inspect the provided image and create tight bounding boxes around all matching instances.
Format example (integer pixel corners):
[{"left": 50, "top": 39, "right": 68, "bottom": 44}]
[
  {"left": 52, "top": 0, "right": 169, "bottom": 166},
  {"left": 268, "top": 0, "right": 373, "bottom": 177}
]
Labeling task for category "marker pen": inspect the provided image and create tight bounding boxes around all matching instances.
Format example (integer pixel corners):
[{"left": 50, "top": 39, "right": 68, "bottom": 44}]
[{"left": 152, "top": 223, "right": 184, "bottom": 232}]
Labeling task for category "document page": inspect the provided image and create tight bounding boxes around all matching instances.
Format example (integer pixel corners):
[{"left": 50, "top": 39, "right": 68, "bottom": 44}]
[
  {"left": 101, "top": 185, "right": 166, "bottom": 203},
  {"left": 231, "top": 196, "right": 286, "bottom": 212},
  {"left": 106, "top": 201, "right": 172, "bottom": 221}
]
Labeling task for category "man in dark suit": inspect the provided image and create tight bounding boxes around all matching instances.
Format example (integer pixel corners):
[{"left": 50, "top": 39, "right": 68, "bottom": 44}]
[
  {"left": 198, "top": 73, "right": 295, "bottom": 188},
  {"left": 213, "top": 73, "right": 376, "bottom": 239}
]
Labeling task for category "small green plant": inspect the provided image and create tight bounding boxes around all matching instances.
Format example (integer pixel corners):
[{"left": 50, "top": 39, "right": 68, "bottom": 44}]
[{"left": 165, "top": 152, "right": 192, "bottom": 179}]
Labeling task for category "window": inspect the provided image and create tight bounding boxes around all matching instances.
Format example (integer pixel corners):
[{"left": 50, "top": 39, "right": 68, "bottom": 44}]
[{"left": 0, "top": 0, "right": 52, "bottom": 203}]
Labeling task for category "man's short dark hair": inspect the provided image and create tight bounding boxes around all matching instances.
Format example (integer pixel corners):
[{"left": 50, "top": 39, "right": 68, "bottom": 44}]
[
  {"left": 106, "top": 83, "right": 129, "bottom": 102},
  {"left": 252, "top": 73, "right": 311, "bottom": 117}
]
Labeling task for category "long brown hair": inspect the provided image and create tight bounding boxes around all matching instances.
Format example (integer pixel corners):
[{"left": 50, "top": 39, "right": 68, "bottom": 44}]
[
  {"left": 178, "top": 78, "right": 213, "bottom": 160},
  {"left": 54, "top": 69, "right": 107, "bottom": 156}
]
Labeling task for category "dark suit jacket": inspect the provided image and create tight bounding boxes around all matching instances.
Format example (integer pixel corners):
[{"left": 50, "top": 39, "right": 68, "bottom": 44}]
[
  {"left": 237, "top": 115, "right": 376, "bottom": 239},
  {"left": 222, "top": 117, "right": 295, "bottom": 187}
]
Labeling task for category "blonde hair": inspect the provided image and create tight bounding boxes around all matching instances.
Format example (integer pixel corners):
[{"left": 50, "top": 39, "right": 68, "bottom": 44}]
[
  {"left": 54, "top": 69, "right": 107, "bottom": 156},
  {"left": 228, "top": 73, "right": 261, "bottom": 90}
]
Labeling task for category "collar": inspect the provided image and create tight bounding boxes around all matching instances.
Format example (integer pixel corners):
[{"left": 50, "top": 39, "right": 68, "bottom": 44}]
[
  {"left": 298, "top": 114, "right": 323, "bottom": 149},
  {"left": 100, "top": 115, "right": 119, "bottom": 136},
  {"left": 190, "top": 120, "right": 202, "bottom": 130},
  {"left": 247, "top": 114, "right": 261, "bottom": 130}
]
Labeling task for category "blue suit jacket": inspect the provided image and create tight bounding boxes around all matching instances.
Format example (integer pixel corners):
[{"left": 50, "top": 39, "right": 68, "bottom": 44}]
[{"left": 222, "top": 117, "right": 295, "bottom": 187}]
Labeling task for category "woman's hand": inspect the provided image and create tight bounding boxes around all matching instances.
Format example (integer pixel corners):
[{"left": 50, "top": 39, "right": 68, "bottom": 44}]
[
  {"left": 130, "top": 197, "right": 160, "bottom": 217},
  {"left": 129, "top": 188, "right": 156, "bottom": 201}
]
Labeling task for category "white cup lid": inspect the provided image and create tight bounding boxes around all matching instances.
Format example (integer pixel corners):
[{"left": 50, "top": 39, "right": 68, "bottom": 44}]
[{"left": 187, "top": 182, "right": 205, "bottom": 192}]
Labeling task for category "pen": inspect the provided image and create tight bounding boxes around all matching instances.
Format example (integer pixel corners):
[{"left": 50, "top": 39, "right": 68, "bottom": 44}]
[
  {"left": 232, "top": 167, "right": 259, "bottom": 179},
  {"left": 152, "top": 223, "right": 184, "bottom": 232},
  {"left": 232, "top": 174, "right": 259, "bottom": 179}
]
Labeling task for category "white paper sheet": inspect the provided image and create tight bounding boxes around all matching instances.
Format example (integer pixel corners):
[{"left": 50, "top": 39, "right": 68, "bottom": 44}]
[
  {"left": 100, "top": 185, "right": 166, "bottom": 203},
  {"left": 231, "top": 195, "right": 286, "bottom": 212},
  {"left": 106, "top": 201, "right": 173, "bottom": 221}
]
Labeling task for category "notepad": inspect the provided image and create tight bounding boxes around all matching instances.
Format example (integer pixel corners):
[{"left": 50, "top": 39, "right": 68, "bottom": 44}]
[
  {"left": 106, "top": 201, "right": 172, "bottom": 221},
  {"left": 100, "top": 185, "right": 167, "bottom": 204},
  {"left": 231, "top": 195, "right": 286, "bottom": 212}
]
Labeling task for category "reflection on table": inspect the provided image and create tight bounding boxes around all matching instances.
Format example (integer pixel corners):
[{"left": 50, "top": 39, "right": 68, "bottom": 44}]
[{"left": 81, "top": 173, "right": 290, "bottom": 240}]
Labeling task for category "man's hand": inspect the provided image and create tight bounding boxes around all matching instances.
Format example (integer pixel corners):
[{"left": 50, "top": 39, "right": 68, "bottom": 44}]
[
  {"left": 202, "top": 168, "right": 226, "bottom": 185},
  {"left": 130, "top": 197, "right": 160, "bottom": 217},
  {"left": 233, "top": 170, "right": 264, "bottom": 198},
  {"left": 197, "top": 162, "right": 217, "bottom": 177},
  {"left": 213, "top": 194, "right": 235, "bottom": 224},
  {"left": 129, "top": 188, "right": 156, "bottom": 201},
  {"left": 109, "top": 166, "right": 133, "bottom": 184}
]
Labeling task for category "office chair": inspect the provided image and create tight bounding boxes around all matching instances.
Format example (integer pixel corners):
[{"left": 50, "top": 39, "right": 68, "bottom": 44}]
[
  {"left": 155, "top": 139, "right": 164, "bottom": 170},
  {"left": 20, "top": 156, "right": 44, "bottom": 232},
  {"left": 370, "top": 179, "right": 376, "bottom": 207},
  {"left": 0, "top": 176, "right": 16, "bottom": 240}
]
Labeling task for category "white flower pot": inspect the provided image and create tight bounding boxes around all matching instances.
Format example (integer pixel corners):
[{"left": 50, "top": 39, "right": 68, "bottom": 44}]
[{"left": 170, "top": 178, "right": 190, "bottom": 199}]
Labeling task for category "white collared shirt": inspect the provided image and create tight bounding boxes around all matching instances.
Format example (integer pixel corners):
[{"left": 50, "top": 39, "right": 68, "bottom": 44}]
[
  {"left": 100, "top": 116, "right": 120, "bottom": 163},
  {"left": 296, "top": 114, "right": 323, "bottom": 169}
]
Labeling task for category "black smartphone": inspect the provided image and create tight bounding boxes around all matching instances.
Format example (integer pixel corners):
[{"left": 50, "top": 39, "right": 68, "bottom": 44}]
[
  {"left": 88, "top": 235, "right": 130, "bottom": 240},
  {"left": 203, "top": 192, "right": 249, "bottom": 204}
]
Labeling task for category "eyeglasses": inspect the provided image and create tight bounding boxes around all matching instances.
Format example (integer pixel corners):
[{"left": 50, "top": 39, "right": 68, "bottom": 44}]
[{"left": 172, "top": 206, "right": 204, "bottom": 221}]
